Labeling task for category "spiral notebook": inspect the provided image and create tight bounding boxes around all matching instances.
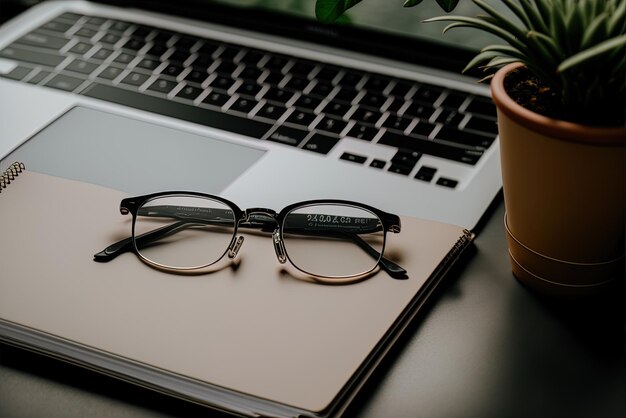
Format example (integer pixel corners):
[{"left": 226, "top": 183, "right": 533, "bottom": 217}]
[{"left": 0, "top": 163, "right": 473, "bottom": 418}]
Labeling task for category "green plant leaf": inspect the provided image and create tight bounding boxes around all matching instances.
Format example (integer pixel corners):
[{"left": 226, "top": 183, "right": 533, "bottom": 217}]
[
  {"left": 558, "top": 34, "right": 626, "bottom": 72},
  {"left": 435, "top": 0, "right": 460, "bottom": 13},
  {"left": 580, "top": 13, "right": 608, "bottom": 50},
  {"left": 502, "top": 0, "right": 531, "bottom": 29},
  {"left": 315, "top": 0, "right": 362, "bottom": 24},
  {"left": 518, "top": 0, "right": 549, "bottom": 33},
  {"left": 473, "top": 0, "right": 528, "bottom": 43},
  {"left": 608, "top": 0, "right": 626, "bottom": 36},
  {"left": 424, "top": 15, "right": 527, "bottom": 51},
  {"left": 403, "top": 0, "right": 424, "bottom": 7}
]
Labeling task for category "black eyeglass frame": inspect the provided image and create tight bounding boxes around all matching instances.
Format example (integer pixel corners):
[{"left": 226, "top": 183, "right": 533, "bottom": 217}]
[{"left": 94, "top": 191, "right": 406, "bottom": 280}]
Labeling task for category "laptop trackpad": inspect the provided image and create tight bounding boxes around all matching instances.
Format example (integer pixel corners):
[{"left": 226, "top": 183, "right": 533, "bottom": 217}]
[{"left": 4, "top": 106, "right": 265, "bottom": 194}]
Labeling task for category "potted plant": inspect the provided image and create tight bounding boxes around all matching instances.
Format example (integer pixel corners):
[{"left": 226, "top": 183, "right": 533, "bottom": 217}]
[{"left": 316, "top": 0, "right": 625, "bottom": 297}]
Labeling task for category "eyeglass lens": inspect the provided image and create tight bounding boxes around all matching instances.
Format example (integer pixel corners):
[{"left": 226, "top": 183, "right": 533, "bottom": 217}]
[
  {"left": 282, "top": 204, "right": 385, "bottom": 278},
  {"left": 133, "top": 195, "right": 236, "bottom": 270}
]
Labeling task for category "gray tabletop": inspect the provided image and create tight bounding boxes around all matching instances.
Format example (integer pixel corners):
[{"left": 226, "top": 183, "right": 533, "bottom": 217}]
[{"left": 1, "top": 198, "right": 623, "bottom": 418}]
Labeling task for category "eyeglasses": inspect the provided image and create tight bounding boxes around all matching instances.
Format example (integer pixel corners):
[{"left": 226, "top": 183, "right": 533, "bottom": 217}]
[{"left": 94, "top": 192, "right": 407, "bottom": 281}]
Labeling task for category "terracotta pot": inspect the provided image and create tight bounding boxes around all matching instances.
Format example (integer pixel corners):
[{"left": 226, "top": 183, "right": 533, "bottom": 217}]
[{"left": 490, "top": 63, "right": 625, "bottom": 298}]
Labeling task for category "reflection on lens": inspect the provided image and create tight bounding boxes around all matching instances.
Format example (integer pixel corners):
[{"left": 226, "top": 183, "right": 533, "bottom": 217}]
[
  {"left": 133, "top": 195, "right": 236, "bottom": 270},
  {"left": 282, "top": 204, "right": 385, "bottom": 278}
]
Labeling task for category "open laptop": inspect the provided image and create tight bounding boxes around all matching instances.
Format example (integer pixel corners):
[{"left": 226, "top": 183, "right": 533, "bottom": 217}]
[{"left": 0, "top": 0, "right": 502, "bottom": 229}]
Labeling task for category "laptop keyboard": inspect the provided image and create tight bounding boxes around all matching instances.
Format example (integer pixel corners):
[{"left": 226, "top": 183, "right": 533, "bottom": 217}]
[{"left": 0, "top": 12, "right": 498, "bottom": 188}]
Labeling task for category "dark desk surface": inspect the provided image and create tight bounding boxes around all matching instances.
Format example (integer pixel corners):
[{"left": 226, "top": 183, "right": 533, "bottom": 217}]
[{"left": 0, "top": 198, "right": 624, "bottom": 418}]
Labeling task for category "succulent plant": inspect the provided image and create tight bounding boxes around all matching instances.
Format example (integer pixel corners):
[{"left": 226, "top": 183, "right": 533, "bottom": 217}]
[
  {"left": 425, "top": 0, "right": 625, "bottom": 125},
  {"left": 316, "top": 0, "right": 626, "bottom": 126}
]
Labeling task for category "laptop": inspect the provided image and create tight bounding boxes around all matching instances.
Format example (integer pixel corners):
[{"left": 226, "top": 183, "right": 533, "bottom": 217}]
[{"left": 0, "top": 0, "right": 502, "bottom": 229}]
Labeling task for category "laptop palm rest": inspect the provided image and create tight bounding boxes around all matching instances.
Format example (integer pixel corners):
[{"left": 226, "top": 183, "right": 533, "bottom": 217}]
[{"left": 3, "top": 106, "right": 266, "bottom": 194}]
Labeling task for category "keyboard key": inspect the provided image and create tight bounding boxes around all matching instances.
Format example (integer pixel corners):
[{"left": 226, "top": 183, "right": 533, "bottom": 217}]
[
  {"left": 26, "top": 70, "right": 51, "bottom": 84},
  {"left": 413, "top": 85, "right": 443, "bottom": 104},
  {"left": 147, "top": 78, "right": 178, "bottom": 94},
  {"left": 465, "top": 96, "right": 496, "bottom": 118},
  {"left": 69, "top": 41, "right": 94, "bottom": 55},
  {"left": 176, "top": 84, "right": 203, "bottom": 101},
  {"left": 314, "top": 116, "right": 348, "bottom": 135},
  {"left": 184, "top": 68, "right": 208, "bottom": 84},
  {"left": 255, "top": 103, "right": 287, "bottom": 121},
  {"left": 464, "top": 115, "right": 499, "bottom": 136},
  {"left": 389, "top": 80, "right": 413, "bottom": 98},
  {"left": 91, "top": 47, "right": 114, "bottom": 61},
  {"left": 382, "top": 115, "right": 412, "bottom": 133},
  {"left": 262, "top": 55, "right": 289, "bottom": 72},
  {"left": 289, "top": 60, "right": 316, "bottom": 77},
  {"left": 191, "top": 53, "right": 214, "bottom": 69},
  {"left": 434, "top": 109, "right": 464, "bottom": 127},
  {"left": 340, "top": 152, "right": 367, "bottom": 164},
  {"left": 0, "top": 45, "right": 65, "bottom": 67},
  {"left": 337, "top": 70, "right": 363, "bottom": 88},
  {"left": 2, "top": 65, "right": 32, "bottom": 80},
  {"left": 285, "top": 109, "right": 316, "bottom": 128},
  {"left": 378, "top": 131, "right": 483, "bottom": 165},
  {"left": 108, "top": 20, "right": 132, "bottom": 33},
  {"left": 293, "top": 94, "right": 322, "bottom": 111},
  {"left": 65, "top": 58, "right": 99, "bottom": 75},
  {"left": 388, "top": 164, "right": 412, "bottom": 175},
  {"left": 168, "top": 49, "right": 193, "bottom": 64},
  {"left": 229, "top": 96, "right": 258, "bottom": 114},
  {"left": 262, "top": 71, "right": 285, "bottom": 86},
  {"left": 415, "top": 166, "right": 437, "bottom": 182},
  {"left": 370, "top": 159, "right": 386, "bottom": 169},
  {"left": 350, "top": 107, "right": 383, "bottom": 125},
  {"left": 122, "top": 38, "right": 146, "bottom": 52},
  {"left": 209, "top": 74, "right": 236, "bottom": 91},
  {"left": 15, "top": 31, "right": 70, "bottom": 50},
  {"left": 236, "top": 81, "right": 263, "bottom": 98},
  {"left": 75, "top": 27, "right": 98, "bottom": 39},
  {"left": 145, "top": 44, "right": 168, "bottom": 58},
  {"left": 334, "top": 87, "right": 358, "bottom": 104},
  {"left": 391, "top": 150, "right": 421, "bottom": 168},
  {"left": 263, "top": 86, "right": 295, "bottom": 104},
  {"left": 161, "top": 63, "right": 184, "bottom": 78},
  {"left": 214, "top": 60, "right": 238, "bottom": 75},
  {"left": 40, "top": 20, "right": 73, "bottom": 34},
  {"left": 321, "top": 101, "right": 351, "bottom": 118},
  {"left": 436, "top": 177, "right": 458, "bottom": 188},
  {"left": 99, "top": 33, "right": 122, "bottom": 45},
  {"left": 358, "top": 92, "right": 388, "bottom": 110},
  {"left": 136, "top": 57, "right": 161, "bottom": 71},
  {"left": 202, "top": 90, "right": 230, "bottom": 107},
  {"left": 82, "top": 83, "right": 272, "bottom": 138},
  {"left": 267, "top": 126, "right": 308, "bottom": 147},
  {"left": 238, "top": 65, "right": 263, "bottom": 81},
  {"left": 283, "top": 75, "right": 310, "bottom": 91},
  {"left": 44, "top": 74, "right": 85, "bottom": 91},
  {"left": 316, "top": 65, "right": 341, "bottom": 82},
  {"left": 113, "top": 52, "right": 135, "bottom": 65},
  {"left": 347, "top": 123, "right": 378, "bottom": 141},
  {"left": 96, "top": 65, "right": 124, "bottom": 80},
  {"left": 441, "top": 92, "right": 467, "bottom": 109},
  {"left": 239, "top": 50, "right": 265, "bottom": 66},
  {"left": 308, "top": 81, "right": 334, "bottom": 99},
  {"left": 363, "top": 75, "right": 391, "bottom": 92},
  {"left": 410, "top": 121, "right": 436, "bottom": 138},
  {"left": 404, "top": 101, "right": 435, "bottom": 120},
  {"left": 120, "top": 72, "right": 150, "bottom": 87},
  {"left": 302, "top": 132, "right": 339, "bottom": 154},
  {"left": 436, "top": 126, "right": 496, "bottom": 149}
]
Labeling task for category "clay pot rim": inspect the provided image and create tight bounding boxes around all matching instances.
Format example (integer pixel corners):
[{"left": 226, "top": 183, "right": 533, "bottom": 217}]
[{"left": 490, "top": 63, "right": 625, "bottom": 146}]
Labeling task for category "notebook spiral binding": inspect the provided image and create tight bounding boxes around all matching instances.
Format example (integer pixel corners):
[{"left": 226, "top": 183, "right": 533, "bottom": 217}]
[{"left": 0, "top": 162, "right": 25, "bottom": 193}]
